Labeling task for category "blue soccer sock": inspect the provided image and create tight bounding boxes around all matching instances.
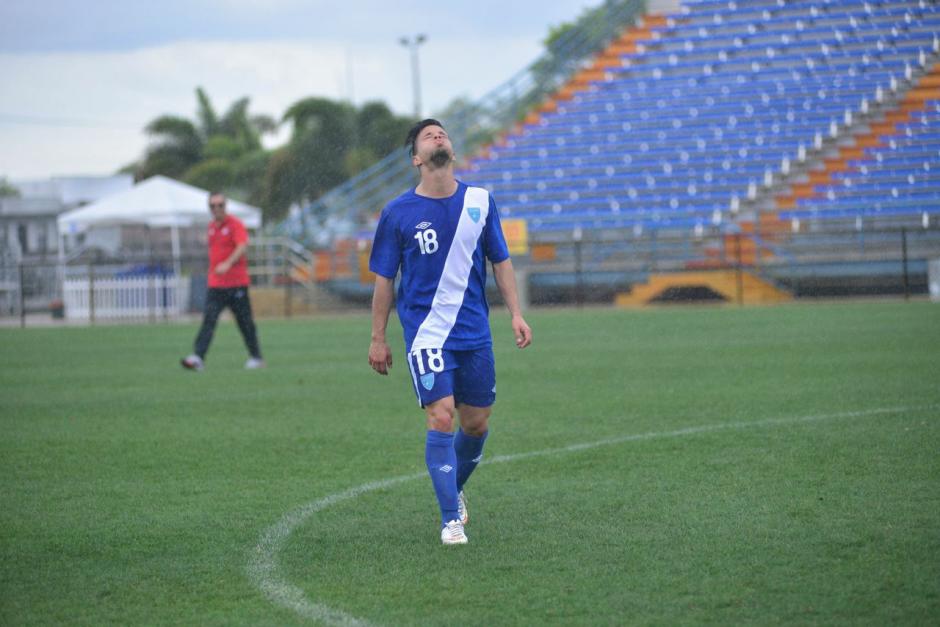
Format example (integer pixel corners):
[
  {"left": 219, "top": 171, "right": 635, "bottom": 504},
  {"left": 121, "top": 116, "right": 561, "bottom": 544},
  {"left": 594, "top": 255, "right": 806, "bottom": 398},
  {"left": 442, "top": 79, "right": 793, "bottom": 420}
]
[
  {"left": 454, "top": 428, "right": 488, "bottom": 492},
  {"left": 425, "top": 430, "right": 459, "bottom": 525}
]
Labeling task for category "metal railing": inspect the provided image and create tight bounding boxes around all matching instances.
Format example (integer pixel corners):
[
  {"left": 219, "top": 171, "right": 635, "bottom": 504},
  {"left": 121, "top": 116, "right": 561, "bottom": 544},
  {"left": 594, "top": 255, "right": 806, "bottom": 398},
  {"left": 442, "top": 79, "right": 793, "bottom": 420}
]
[
  {"left": 0, "top": 237, "right": 346, "bottom": 326},
  {"left": 516, "top": 223, "right": 940, "bottom": 305},
  {"left": 4, "top": 222, "right": 937, "bottom": 326}
]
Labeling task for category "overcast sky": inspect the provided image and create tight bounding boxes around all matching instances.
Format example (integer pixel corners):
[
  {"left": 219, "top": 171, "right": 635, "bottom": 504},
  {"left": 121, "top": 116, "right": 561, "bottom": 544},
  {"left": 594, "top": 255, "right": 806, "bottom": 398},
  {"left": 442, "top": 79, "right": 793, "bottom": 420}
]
[{"left": 0, "top": 0, "right": 596, "bottom": 181}]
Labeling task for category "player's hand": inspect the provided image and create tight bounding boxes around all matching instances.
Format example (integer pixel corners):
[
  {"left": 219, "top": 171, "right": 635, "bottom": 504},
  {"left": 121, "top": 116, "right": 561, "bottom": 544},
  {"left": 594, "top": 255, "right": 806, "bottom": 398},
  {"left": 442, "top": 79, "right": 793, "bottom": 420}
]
[
  {"left": 512, "top": 314, "right": 532, "bottom": 349},
  {"left": 214, "top": 261, "right": 231, "bottom": 275},
  {"left": 368, "top": 340, "right": 393, "bottom": 375}
]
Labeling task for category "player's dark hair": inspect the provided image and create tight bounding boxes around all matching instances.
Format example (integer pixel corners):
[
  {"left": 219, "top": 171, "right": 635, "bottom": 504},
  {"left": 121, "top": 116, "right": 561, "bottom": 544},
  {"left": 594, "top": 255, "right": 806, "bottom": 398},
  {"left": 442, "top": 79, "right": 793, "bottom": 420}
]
[{"left": 405, "top": 118, "right": 445, "bottom": 156}]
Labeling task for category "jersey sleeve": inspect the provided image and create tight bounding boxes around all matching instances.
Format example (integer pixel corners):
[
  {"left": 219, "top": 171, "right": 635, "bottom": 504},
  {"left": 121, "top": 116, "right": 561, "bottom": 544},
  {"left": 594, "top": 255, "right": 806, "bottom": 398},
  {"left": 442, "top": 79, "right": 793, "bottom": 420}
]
[
  {"left": 483, "top": 195, "right": 510, "bottom": 264},
  {"left": 232, "top": 217, "right": 249, "bottom": 245},
  {"left": 369, "top": 207, "right": 401, "bottom": 279}
]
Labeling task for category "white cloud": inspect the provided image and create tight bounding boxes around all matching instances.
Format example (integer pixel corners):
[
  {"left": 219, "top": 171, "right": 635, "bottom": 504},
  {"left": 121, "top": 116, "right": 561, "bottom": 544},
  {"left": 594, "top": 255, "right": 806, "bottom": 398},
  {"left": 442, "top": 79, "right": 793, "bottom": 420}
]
[
  {"left": 1, "top": 33, "right": 544, "bottom": 179},
  {"left": 0, "top": 0, "right": 603, "bottom": 180}
]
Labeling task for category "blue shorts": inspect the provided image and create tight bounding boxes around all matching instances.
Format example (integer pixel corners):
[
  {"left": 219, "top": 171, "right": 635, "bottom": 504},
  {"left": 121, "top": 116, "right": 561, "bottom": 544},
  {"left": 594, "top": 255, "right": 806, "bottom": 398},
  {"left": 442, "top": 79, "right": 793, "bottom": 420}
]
[{"left": 406, "top": 346, "right": 496, "bottom": 408}]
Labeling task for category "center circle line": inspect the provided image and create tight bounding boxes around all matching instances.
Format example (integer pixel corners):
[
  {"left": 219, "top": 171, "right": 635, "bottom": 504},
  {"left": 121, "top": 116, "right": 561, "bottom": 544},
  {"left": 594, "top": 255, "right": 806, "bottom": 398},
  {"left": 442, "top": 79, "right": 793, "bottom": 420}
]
[{"left": 247, "top": 404, "right": 935, "bottom": 625}]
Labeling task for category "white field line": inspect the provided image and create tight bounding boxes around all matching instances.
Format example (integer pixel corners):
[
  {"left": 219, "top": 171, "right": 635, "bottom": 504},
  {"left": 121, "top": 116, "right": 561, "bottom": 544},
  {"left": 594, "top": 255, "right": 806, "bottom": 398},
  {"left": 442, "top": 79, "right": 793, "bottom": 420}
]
[{"left": 246, "top": 404, "right": 937, "bottom": 625}]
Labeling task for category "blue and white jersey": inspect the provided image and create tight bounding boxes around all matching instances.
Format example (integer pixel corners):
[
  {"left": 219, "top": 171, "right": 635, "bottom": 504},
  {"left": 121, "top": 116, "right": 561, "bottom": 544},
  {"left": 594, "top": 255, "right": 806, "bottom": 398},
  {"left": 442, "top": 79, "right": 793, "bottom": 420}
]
[{"left": 369, "top": 181, "right": 510, "bottom": 352}]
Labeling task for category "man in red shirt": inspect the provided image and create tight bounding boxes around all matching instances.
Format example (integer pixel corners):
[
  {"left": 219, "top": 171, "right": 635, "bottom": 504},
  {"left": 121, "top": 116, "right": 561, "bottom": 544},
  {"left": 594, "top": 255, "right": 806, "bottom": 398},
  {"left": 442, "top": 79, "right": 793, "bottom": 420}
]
[{"left": 181, "top": 192, "right": 264, "bottom": 371}]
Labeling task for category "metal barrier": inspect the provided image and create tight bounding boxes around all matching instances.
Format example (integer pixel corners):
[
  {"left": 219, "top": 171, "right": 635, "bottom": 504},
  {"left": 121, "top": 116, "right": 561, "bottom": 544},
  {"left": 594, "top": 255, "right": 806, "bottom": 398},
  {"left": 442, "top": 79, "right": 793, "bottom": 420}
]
[
  {"left": 0, "top": 239, "right": 345, "bottom": 327},
  {"left": 3, "top": 223, "right": 938, "bottom": 326}
]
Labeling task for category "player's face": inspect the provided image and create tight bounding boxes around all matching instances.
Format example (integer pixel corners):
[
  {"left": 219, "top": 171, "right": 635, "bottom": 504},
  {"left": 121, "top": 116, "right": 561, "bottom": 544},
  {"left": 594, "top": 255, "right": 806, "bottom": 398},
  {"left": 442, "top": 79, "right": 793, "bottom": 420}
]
[
  {"left": 208, "top": 194, "right": 227, "bottom": 221},
  {"left": 413, "top": 125, "right": 454, "bottom": 169}
]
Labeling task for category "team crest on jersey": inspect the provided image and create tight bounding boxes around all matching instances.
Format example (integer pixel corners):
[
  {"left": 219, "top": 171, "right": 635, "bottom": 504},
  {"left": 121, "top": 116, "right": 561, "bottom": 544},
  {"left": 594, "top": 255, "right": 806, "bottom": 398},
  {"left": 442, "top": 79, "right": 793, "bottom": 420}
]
[
  {"left": 415, "top": 221, "right": 432, "bottom": 229},
  {"left": 466, "top": 207, "right": 481, "bottom": 223},
  {"left": 420, "top": 373, "right": 435, "bottom": 390}
]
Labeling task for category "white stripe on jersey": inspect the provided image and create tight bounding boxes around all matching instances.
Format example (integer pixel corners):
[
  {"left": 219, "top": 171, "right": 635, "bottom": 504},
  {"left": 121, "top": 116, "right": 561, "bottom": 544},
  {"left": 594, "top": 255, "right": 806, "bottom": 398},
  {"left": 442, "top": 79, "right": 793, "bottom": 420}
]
[
  {"left": 410, "top": 186, "right": 489, "bottom": 351},
  {"left": 406, "top": 352, "right": 423, "bottom": 407}
]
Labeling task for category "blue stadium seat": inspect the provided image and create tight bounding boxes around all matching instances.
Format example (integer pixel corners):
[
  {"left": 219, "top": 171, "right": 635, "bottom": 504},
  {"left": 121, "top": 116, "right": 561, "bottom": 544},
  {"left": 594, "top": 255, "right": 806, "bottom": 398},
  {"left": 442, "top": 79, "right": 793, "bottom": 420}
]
[{"left": 458, "top": 0, "right": 940, "bottom": 236}]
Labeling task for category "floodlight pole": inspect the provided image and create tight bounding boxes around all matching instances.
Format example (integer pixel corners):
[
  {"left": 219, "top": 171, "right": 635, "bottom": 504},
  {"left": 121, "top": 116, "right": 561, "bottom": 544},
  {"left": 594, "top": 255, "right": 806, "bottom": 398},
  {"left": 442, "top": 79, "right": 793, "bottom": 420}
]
[{"left": 400, "top": 34, "right": 427, "bottom": 119}]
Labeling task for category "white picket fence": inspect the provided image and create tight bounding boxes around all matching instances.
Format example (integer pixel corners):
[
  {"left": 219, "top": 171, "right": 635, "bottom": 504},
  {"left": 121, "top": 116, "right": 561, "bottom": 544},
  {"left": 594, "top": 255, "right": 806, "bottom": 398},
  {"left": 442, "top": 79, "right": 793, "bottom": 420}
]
[{"left": 62, "top": 275, "right": 190, "bottom": 321}]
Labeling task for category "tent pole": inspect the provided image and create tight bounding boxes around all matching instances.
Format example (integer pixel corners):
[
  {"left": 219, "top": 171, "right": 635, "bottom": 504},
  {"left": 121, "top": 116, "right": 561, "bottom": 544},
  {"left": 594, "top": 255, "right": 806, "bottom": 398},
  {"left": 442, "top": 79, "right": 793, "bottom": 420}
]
[
  {"left": 171, "top": 224, "right": 181, "bottom": 279},
  {"left": 57, "top": 229, "right": 66, "bottom": 302}
]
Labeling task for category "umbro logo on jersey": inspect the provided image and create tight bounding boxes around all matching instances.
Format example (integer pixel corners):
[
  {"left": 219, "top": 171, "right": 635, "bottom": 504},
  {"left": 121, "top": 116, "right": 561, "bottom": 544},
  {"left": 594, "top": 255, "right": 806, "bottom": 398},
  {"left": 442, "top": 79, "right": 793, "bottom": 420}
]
[
  {"left": 415, "top": 221, "right": 432, "bottom": 229},
  {"left": 439, "top": 465, "right": 453, "bottom": 473}
]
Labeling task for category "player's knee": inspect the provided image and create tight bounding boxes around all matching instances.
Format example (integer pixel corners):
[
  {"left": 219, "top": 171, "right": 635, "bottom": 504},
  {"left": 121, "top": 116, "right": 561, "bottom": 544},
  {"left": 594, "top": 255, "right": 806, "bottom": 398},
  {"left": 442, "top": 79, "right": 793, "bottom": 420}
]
[
  {"left": 462, "top": 421, "right": 488, "bottom": 438},
  {"left": 425, "top": 402, "right": 456, "bottom": 432},
  {"left": 459, "top": 407, "right": 491, "bottom": 437},
  {"left": 426, "top": 413, "right": 454, "bottom": 432}
]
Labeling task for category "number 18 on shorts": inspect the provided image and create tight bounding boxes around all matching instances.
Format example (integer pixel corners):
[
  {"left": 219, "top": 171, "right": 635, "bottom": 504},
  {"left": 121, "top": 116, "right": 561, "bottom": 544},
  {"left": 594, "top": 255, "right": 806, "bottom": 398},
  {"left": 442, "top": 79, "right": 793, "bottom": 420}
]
[{"left": 406, "top": 347, "right": 497, "bottom": 408}]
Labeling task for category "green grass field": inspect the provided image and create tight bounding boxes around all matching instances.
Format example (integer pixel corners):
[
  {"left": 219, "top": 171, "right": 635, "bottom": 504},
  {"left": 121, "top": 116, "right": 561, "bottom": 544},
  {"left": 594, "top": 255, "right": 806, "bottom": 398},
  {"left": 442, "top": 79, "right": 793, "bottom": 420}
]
[{"left": 2, "top": 301, "right": 939, "bottom": 625}]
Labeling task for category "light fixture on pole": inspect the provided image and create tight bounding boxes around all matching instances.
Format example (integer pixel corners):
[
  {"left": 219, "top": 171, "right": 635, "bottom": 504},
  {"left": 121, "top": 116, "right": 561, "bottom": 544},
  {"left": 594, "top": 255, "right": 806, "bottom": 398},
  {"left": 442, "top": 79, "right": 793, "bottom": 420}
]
[{"left": 399, "top": 34, "right": 427, "bottom": 119}]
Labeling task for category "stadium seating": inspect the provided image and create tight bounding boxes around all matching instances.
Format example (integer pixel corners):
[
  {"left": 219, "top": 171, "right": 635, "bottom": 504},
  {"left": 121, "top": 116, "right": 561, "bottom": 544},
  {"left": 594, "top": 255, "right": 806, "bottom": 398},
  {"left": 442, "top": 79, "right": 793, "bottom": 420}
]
[
  {"left": 779, "top": 92, "right": 940, "bottom": 224},
  {"left": 459, "top": 0, "right": 940, "bottom": 240},
  {"left": 272, "top": 0, "right": 939, "bottom": 302}
]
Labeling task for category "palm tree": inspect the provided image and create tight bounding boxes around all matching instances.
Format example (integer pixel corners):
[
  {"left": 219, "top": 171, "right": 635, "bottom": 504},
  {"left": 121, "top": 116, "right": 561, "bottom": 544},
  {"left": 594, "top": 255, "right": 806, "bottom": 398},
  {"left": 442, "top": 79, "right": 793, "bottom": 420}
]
[
  {"left": 133, "top": 88, "right": 275, "bottom": 198},
  {"left": 0, "top": 176, "right": 20, "bottom": 198},
  {"left": 137, "top": 115, "right": 203, "bottom": 180},
  {"left": 259, "top": 97, "right": 414, "bottom": 223},
  {"left": 258, "top": 97, "right": 357, "bottom": 222},
  {"left": 127, "top": 89, "right": 412, "bottom": 225}
]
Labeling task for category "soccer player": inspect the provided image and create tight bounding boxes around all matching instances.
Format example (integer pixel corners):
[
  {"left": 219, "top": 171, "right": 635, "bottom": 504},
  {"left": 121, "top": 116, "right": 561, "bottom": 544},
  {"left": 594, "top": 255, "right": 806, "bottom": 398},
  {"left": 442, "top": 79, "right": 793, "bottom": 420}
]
[
  {"left": 368, "top": 119, "right": 532, "bottom": 545},
  {"left": 181, "top": 192, "right": 264, "bottom": 371}
]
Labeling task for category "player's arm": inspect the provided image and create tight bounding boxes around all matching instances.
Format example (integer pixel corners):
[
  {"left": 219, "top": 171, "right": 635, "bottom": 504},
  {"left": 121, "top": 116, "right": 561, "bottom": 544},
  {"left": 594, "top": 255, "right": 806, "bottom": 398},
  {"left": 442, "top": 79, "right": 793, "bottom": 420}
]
[
  {"left": 369, "top": 275, "right": 395, "bottom": 374},
  {"left": 492, "top": 258, "right": 532, "bottom": 349},
  {"left": 215, "top": 242, "right": 248, "bottom": 274}
]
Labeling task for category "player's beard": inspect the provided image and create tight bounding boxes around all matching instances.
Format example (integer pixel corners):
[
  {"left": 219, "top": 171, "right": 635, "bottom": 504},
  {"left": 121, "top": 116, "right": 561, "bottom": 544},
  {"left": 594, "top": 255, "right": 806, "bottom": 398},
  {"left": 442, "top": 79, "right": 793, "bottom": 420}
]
[{"left": 428, "top": 147, "right": 453, "bottom": 168}]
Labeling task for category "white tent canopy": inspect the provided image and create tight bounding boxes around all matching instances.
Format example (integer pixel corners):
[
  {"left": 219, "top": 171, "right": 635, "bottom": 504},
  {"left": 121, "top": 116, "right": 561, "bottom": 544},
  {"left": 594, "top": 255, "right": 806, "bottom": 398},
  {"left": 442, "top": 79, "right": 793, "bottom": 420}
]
[
  {"left": 57, "top": 175, "right": 261, "bottom": 232},
  {"left": 56, "top": 175, "right": 262, "bottom": 277}
]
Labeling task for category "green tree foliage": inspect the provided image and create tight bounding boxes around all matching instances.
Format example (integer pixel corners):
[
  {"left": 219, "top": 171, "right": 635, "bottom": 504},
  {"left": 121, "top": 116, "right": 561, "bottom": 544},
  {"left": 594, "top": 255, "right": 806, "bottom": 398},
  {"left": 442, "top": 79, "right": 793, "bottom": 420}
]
[
  {"left": 434, "top": 95, "right": 499, "bottom": 161},
  {"left": 0, "top": 176, "right": 20, "bottom": 198},
  {"left": 524, "top": 1, "right": 642, "bottom": 120},
  {"left": 356, "top": 101, "right": 413, "bottom": 160},
  {"left": 138, "top": 115, "right": 203, "bottom": 179},
  {"left": 183, "top": 159, "right": 237, "bottom": 192},
  {"left": 125, "top": 6, "right": 638, "bottom": 228},
  {"left": 131, "top": 87, "right": 274, "bottom": 207},
  {"left": 257, "top": 98, "right": 411, "bottom": 223},
  {"left": 128, "top": 89, "right": 411, "bottom": 224}
]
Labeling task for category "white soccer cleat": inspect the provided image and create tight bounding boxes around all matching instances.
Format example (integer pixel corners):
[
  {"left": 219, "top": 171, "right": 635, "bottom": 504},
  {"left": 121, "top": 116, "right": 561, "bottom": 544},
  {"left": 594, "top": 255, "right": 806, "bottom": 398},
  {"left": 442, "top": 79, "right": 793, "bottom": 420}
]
[
  {"left": 441, "top": 519, "right": 468, "bottom": 545},
  {"left": 181, "top": 355, "right": 204, "bottom": 371},
  {"left": 457, "top": 490, "right": 469, "bottom": 525},
  {"left": 244, "top": 357, "right": 265, "bottom": 370}
]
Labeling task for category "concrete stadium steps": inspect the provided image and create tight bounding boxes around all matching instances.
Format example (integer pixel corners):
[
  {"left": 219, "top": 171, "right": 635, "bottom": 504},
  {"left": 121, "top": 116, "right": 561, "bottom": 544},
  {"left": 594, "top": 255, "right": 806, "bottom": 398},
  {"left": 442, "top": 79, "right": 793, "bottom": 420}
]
[
  {"left": 522, "top": 14, "right": 672, "bottom": 126},
  {"left": 465, "top": 0, "right": 940, "bottom": 242},
  {"left": 775, "top": 61, "right": 940, "bottom": 211},
  {"left": 615, "top": 270, "right": 793, "bottom": 306},
  {"left": 681, "top": 215, "right": 791, "bottom": 270}
]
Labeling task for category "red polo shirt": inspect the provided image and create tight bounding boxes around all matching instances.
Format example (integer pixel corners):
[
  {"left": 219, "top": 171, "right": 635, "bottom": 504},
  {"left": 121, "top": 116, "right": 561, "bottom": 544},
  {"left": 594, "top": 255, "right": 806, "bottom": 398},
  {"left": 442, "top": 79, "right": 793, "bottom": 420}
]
[{"left": 207, "top": 215, "right": 250, "bottom": 288}]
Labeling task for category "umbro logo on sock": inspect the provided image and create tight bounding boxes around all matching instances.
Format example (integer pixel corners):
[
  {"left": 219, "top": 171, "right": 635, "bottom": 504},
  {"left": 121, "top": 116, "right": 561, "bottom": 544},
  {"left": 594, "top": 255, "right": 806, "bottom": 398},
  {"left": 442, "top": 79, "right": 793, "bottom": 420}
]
[
  {"left": 472, "top": 455, "right": 483, "bottom": 463},
  {"left": 439, "top": 465, "right": 453, "bottom": 473}
]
